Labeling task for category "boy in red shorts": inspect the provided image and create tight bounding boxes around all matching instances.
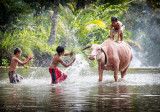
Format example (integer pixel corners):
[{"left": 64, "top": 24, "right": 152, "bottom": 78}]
[{"left": 49, "top": 46, "right": 76, "bottom": 84}]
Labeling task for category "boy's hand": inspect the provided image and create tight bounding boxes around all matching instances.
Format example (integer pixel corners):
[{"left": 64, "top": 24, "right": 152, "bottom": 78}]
[
  {"left": 70, "top": 51, "right": 74, "bottom": 56},
  {"left": 111, "top": 36, "right": 114, "bottom": 40},
  {"left": 115, "top": 39, "right": 119, "bottom": 43},
  {"left": 28, "top": 55, "right": 34, "bottom": 59}
]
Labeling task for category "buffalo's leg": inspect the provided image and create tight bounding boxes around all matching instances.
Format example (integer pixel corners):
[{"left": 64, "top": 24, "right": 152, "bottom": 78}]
[
  {"left": 98, "top": 64, "right": 103, "bottom": 82},
  {"left": 114, "top": 70, "right": 118, "bottom": 82},
  {"left": 121, "top": 66, "right": 129, "bottom": 78},
  {"left": 121, "top": 71, "right": 126, "bottom": 78},
  {"left": 98, "top": 68, "right": 103, "bottom": 82},
  {"left": 114, "top": 64, "right": 119, "bottom": 82},
  {"left": 99, "top": 69, "right": 103, "bottom": 82}
]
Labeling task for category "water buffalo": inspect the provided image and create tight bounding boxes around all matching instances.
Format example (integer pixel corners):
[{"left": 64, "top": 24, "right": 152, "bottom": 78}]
[{"left": 83, "top": 39, "right": 133, "bottom": 82}]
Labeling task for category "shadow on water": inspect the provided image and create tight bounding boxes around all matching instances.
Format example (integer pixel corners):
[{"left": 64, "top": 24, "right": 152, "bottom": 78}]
[{"left": 0, "top": 54, "right": 160, "bottom": 111}]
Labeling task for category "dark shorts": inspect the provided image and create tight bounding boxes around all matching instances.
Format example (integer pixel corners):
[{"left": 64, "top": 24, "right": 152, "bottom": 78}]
[
  {"left": 49, "top": 68, "right": 67, "bottom": 84},
  {"left": 8, "top": 71, "right": 23, "bottom": 84},
  {"left": 113, "top": 25, "right": 125, "bottom": 36}
]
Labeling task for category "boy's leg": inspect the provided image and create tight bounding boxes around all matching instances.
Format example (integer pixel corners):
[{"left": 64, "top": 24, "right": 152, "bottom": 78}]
[
  {"left": 51, "top": 69, "right": 57, "bottom": 84},
  {"left": 8, "top": 71, "right": 17, "bottom": 84},
  {"left": 12, "top": 77, "right": 17, "bottom": 84},
  {"left": 8, "top": 72, "right": 12, "bottom": 83},
  {"left": 112, "top": 35, "right": 114, "bottom": 40},
  {"left": 56, "top": 69, "right": 67, "bottom": 83},
  {"left": 16, "top": 73, "right": 23, "bottom": 82},
  {"left": 62, "top": 73, "right": 67, "bottom": 80},
  {"left": 113, "top": 30, "right": 117, "bottom": 40},
  {"left": 49, "top": 68, "right": 56, "bottom": 84}
]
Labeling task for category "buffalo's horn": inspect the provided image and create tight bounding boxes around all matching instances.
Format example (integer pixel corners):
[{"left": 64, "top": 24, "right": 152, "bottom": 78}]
[
  {"left": 101, "top": 47, "right": 107, "bottom": 65},
  {"left": 82, "top": 46, "right": 91, "bottom": 50}
]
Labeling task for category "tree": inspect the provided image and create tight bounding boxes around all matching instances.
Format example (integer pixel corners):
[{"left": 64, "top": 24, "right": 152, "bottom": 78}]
[
  {"left": 48, "top": 0, "right": 60, "bottom": 45},
  {"left": 146, "top": 0, "right": 160, "bottom": 11},
  {"left": 0, "top": 0, "right": 30, "bottom": 32},
  {"left": 122, "top": 0, "right": 160, "bottom": 66}
]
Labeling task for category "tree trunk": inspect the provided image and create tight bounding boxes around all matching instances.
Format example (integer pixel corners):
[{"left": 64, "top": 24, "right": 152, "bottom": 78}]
[{"left": 48, "top": 0, "right": 60, "bottom": 45}]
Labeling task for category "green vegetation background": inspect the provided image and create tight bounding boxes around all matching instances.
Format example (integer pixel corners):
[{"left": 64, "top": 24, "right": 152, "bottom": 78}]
[{"left": 0, "top": 0, "right": 159, "bottom": 67}]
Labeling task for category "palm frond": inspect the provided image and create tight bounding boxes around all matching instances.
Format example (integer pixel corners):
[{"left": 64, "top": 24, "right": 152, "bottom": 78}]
[
  {"left": 124, "top": 39, "right": 142, "bottom": 50},
  {"left": 72, "top": 9, "right": 95, "bottom": 27},
  {"left": 67, "top": 3, "right": 75, "bottom": 12},
  {"left": 85, "top": 20, "right": 106, "bottom": 28},
  {"left": 78, "top": 20, "right": 106, "bottom": 34}
]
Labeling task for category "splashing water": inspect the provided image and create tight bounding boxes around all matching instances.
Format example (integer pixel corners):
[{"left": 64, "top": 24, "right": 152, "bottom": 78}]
[
  {"left": 0, "top": 54, "right": 160, "bottom": 87},
  {"left": 64, "top": 54, "right": 97, "bottom": 86},
  {"left": 0, "top": 54, "right": 160, "bottom": 112},
  {"left": 130, "top": 49, "right": 142, "bottom": 68},
  {"left": 0, "top": 61, "right": 160, "bottom": 112}
]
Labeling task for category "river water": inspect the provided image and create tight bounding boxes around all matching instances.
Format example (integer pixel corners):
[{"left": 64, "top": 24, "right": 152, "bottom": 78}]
[{"left": 0, "top": 54, "right": 160, "bottom": 112}]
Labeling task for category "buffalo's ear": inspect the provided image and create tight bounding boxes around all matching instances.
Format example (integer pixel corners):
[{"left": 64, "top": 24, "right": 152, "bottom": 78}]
[{"left": 82, "top": 46, "right": 91, "bottom": 51}]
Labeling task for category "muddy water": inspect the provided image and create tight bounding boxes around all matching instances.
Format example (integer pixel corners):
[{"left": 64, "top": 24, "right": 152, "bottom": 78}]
[{"left": 0, "top": 55, "right": 160, "bottom": 112}]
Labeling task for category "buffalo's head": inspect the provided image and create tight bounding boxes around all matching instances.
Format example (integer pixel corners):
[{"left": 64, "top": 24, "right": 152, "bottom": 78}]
[{"left": 83, "top": 44, "right": 107, "bottom": 62}]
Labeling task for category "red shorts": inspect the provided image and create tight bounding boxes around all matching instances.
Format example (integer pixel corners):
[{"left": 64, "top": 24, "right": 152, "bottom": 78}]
[{"left": 49, "top": 68, "right": 67, "bottom": 84}]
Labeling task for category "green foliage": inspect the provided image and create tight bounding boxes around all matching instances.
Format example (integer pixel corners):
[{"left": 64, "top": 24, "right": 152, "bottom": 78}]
[
  {"left": 122, "top": 0, "right": 160, "bottom": 66},
  {"left": 57, "top": 3, "right": 134, "bottom": 49},
  {"left": 0, "top": 10, "right": 56, "bottom": 65},
  {"left": 24, "top": 65, "right": 29, "bottom": 70},
  {"left": 0, "top": 0, "right": 31, "bottom": 32},
  {"left": 0, "top": 0, "right": 147, "bottom": 67},
  {"left": 146, "top": 0, "right": 160, "bottom": 11},
  {"left": 56, "top": 3, "right": 142, "bottom": 67},
  {"left": 1, "top": 59, "right": 9, "bottom": 67}
]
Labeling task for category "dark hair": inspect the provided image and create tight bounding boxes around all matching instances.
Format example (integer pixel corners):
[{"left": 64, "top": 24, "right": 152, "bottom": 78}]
[
  {"left": 14, "top": 48, "right": 21, "bottom": 55},
  {"left": 56, "top": 46, "right": 64, "bottom": 54},
  {"left": 111, "top": 17, "right": 117, "bottom": 22}
]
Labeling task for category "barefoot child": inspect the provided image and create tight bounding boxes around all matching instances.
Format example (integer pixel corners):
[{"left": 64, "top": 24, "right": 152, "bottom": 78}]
[
  {"left": 9, "top": 48, "right": 33, "bottom": 83},
  {"left": 110, "top": 17, "right": 125, "bottom": 42},
  {"left": 49, "top": 46, "right": 76, "bottom": 84}
]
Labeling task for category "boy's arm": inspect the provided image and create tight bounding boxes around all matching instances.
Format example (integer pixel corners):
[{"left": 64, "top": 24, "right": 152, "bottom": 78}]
[
  {"left": 64, "top": 53, "right": 70, "bottom": 56},
  {"left": 110, "top": 24, "right": 113, "bottom": 40},
  {"left": 116, "top": 24, "right": 121, "bottom": 42},
  {"left": 64, "top": 51, "right": 73, "bottom": 56},
  {"left": 59, "top": 57, "right": 76, "bottom": 67},
  {"left": 15, "top": 57, "right": 32, "bottom": 66}
]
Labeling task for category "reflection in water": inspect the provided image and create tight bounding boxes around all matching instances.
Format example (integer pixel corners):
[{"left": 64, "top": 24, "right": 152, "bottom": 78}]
[
  {"left": 0, "top": 69, "right": 160, "bottom": 111},
  {"left": 95, "top": 85, "right": 133, "bottom": 111},
  {"left": 50, "top": 87, "right": 63, "bottom": 111},
  {"left": 5, "top": 86, "right": 23, "bottom": 111}
]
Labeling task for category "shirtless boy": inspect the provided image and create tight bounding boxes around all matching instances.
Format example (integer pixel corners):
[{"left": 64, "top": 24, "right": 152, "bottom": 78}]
[
  {"left": 49, "top": 46, "right": 76, "bottom": 84},
  {"left": 9, "top": 48, "right": 33, "bottom": 83},
  {"left": 110, "top": 17, "right": 125, "bottom": 42}
]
